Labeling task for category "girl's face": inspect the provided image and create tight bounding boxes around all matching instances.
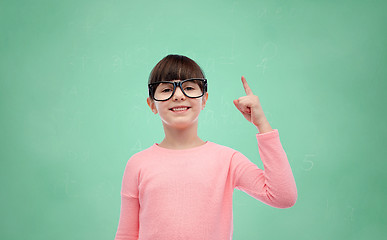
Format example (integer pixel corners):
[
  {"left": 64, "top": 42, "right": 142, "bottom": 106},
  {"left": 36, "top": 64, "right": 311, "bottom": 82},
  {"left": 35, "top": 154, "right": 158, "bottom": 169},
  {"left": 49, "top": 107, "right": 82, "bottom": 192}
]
[{"left": 147, "top": 80, "right": 208, "bottom": 130}]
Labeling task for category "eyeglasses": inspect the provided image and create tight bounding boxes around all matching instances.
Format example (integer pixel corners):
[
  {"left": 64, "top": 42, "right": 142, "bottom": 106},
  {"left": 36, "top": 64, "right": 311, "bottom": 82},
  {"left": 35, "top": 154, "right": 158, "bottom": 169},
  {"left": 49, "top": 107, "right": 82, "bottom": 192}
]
[{"left": 148, "top": 78, "right": 207, "bottom": 101}]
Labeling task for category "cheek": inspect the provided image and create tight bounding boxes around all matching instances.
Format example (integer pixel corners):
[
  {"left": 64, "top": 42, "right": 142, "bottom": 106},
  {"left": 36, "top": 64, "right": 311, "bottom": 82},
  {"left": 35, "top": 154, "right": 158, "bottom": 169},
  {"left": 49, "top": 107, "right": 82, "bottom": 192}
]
[
  {"left": 193, "top": 100, "right": 205, "bottom": 112},
  {"left": 155, "top": 103, "right": 169, "bottom": 115}
]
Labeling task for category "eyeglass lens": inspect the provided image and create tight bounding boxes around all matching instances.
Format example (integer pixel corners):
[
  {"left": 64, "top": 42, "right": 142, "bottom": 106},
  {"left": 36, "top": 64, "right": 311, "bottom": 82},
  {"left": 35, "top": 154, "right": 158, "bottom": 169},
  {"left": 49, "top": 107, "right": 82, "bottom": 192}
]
[{"left": 153, "top": 80, "right": 204, "bottom": 101}]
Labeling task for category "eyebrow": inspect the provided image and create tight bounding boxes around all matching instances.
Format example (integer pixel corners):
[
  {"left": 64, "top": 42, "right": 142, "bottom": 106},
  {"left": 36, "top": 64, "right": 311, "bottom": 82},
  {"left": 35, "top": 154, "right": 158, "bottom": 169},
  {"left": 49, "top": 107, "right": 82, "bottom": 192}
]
[{"left": 159, "top": 80, "right": 182, "bottom": 83}]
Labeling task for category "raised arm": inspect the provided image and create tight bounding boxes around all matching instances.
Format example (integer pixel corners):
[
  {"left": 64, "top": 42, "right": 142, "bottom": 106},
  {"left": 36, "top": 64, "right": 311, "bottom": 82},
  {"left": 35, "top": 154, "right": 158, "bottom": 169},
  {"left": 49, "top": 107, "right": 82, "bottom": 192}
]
[
  {"left": 232, "top": 129, "right": 297, "bottom": 208},
  {"left": 232, "top": 76, "right": 297, "bottom": 208}
]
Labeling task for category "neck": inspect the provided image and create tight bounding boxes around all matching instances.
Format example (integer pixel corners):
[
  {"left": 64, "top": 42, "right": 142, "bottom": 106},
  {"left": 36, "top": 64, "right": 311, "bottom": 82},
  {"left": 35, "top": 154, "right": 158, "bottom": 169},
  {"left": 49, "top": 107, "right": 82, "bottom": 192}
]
[{"left": 158, "top": 122, "right": 205, "bottom": 150}]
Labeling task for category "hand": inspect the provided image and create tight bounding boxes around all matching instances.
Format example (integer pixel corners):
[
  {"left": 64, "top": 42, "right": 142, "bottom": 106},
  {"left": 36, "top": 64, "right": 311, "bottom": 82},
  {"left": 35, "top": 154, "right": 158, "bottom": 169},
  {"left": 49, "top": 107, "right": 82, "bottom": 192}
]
[{"left": 233, "top": 76, "right": 270, "bottom": 129}]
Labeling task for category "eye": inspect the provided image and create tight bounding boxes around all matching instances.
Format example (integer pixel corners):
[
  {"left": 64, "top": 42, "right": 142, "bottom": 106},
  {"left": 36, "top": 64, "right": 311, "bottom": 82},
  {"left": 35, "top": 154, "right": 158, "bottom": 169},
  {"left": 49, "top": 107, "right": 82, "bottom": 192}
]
[
  {"left": 161, "top": 88, "right": 172, "bottom": 93},
  {"left": 184, "top": 86, "right": 195, "bottom": 91}
]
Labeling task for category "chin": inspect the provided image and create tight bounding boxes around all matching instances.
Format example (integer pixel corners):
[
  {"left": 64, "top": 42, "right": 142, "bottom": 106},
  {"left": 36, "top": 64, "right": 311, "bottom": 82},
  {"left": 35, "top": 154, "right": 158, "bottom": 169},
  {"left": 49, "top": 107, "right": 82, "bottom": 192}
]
[
  {"left": 162, "top": 120, "right": 198, "bottom": 130},
  {"left": 170, "top": 122, "right": 192, "bottom": 130}
]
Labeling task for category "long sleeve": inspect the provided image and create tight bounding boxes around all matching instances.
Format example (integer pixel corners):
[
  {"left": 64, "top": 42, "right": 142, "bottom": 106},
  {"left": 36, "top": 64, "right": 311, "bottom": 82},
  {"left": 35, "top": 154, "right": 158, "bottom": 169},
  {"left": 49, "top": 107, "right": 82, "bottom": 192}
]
[
  {"left": 114, "top": 195, "right": 139, "bottom": 240},
  {"left": 115, "top": 157, "right": 140, "bottom": 240},
  {"left": 232, "top": 129, "right": 297, "bottom": 208}
]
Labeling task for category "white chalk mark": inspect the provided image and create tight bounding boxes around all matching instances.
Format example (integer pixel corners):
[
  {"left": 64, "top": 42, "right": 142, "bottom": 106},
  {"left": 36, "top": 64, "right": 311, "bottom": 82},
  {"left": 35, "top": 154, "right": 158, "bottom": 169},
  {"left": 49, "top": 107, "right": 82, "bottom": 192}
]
[
  {"left": 112, "top": 54, "right": 123, "bottom": 72},
  {"left": 257, "top": 8, "right": 268, "bottom": 18},
  {"left": 302, "top": 154, "right": 316, "bottom": 171},
  {"left": 275, "top": 7, "right": 283, "bottom": 16},
  {"left": 64, "top": 172, "right": 77, "bottom": 197},
  {"left": 256, "top": 58, "right": 268, "bottom": 74},
  {"left": 69, "top": 85, "right": 78, "bottom": 96},
  {"left": 346, "top": 205, "right": 355, "bottom": 221},
  {"left": 82, "top": 55, "right": 90, "bottom": 71},
  {"left": 131, "top": 140, "right": 143, "bottom": 152}
]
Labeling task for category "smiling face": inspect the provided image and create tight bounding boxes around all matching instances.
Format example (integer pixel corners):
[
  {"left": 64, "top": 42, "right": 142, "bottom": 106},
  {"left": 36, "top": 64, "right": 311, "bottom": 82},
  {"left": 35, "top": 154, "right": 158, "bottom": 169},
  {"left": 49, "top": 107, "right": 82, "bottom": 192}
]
[
  {"left": 147, "top": 55, "right": 208, "bottom": 130},
  {"left": 147, "top": 82, "right": 208, "bottom": 130}
]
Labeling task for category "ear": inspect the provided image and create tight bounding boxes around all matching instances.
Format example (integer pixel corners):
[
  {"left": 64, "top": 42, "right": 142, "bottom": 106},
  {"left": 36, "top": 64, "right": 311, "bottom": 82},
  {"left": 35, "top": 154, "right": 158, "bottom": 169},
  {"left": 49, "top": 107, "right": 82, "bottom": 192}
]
[
  {"left": 147, "top": 97, "right": 158, "bottom": 114},
  {"left": 201, "top": 92, "right": 209, "bottom": 110}
]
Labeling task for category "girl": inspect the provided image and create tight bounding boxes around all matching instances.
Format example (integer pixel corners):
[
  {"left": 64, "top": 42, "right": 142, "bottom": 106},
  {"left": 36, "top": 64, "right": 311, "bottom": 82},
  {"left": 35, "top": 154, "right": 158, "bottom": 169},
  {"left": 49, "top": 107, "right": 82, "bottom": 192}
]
[{"left": 115, "top": 54, "right": 297, "bottom": 240}]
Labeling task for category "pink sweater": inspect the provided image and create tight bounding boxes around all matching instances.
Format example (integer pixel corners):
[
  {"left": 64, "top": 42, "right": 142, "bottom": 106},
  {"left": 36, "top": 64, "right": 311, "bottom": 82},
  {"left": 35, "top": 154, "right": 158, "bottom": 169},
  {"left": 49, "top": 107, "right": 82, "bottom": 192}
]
[{"left": 115, "top": 129, "right": 297, "bottom": 240}]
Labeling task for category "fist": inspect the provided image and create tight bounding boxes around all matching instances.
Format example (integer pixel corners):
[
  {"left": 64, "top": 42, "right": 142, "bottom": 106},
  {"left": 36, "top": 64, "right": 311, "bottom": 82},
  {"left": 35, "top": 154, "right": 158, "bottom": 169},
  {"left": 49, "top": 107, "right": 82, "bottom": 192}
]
[{"left": 233, "top": 76, "right": 267, "bottom": 127}]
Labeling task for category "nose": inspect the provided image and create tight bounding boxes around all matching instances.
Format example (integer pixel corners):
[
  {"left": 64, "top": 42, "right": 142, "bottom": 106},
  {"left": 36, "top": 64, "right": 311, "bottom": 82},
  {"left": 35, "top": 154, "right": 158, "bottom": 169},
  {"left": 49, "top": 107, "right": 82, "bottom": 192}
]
[{"left": 172, "top": 86, "right": 186, "bottom": 101}]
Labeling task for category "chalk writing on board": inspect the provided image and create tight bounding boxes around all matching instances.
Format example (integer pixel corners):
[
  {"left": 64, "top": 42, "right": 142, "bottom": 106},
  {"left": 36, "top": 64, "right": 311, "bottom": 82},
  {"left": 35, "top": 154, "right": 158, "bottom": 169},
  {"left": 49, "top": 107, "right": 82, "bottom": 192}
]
[
  {"left": 64, "top": 172, "right": 78, "bottom": 198},
  {"left": 69, "top": 85, "right": 78, "bottom": 96},
  {"left": 257, "top": 8, "right": 268, "bottom": 18},
  {"left": 346, "top": 205, "right": 355, "bottom": 221},
  {"left": 82, "top": 55, "right": 90, "bottom": 71},
  {"left": 275, "top": 7, "right": 283, "bottom": 16},
  {"left": 256, "top": 58, "right": 268, "bottom": 74},
  {"left": 257, "top": 7, "right": 294, "bottom": 18},
  {"left": 130, "top": 140, "right": 143, "bottom": 152},
  {"left": 112, "top": 54, "right": 123, "bottom": 72},
  {"left": 83, "top": 16, "right": 93, "bottom": 32},
  {"left": 302, "top": 154, "right": 316, "bottom": 171},
  {"left": 257, "top": 42, "right": 278, "bottom": 74}
]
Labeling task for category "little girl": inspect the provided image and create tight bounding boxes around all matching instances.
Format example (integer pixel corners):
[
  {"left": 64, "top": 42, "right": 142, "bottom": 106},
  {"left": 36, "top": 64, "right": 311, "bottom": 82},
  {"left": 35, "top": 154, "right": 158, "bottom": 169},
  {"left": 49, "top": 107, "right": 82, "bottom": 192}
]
[{"left": 114, "top": 54, "right": 297, "bottom": 240}]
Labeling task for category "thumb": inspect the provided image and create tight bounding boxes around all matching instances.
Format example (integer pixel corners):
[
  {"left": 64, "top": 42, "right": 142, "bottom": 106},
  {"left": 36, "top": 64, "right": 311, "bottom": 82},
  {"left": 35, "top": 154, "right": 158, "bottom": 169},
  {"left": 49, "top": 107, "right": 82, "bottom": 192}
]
[{"left": 233, "top": 99, "right": 241, "bottom": 111}]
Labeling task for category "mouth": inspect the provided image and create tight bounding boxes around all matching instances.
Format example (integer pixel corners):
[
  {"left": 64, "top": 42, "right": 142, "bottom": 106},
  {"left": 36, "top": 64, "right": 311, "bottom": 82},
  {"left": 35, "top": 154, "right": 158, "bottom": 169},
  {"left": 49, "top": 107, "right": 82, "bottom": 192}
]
[{"left": 169, "top": 106, "right": 191, "bottom": 112}]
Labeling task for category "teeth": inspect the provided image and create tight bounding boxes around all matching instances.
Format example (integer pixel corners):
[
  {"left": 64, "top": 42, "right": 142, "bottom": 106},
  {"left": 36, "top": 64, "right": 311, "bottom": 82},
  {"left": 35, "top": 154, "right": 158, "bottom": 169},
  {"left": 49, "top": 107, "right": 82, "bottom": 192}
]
[{"left": 172, "top": 107, "right": 188, "bottom": 111}]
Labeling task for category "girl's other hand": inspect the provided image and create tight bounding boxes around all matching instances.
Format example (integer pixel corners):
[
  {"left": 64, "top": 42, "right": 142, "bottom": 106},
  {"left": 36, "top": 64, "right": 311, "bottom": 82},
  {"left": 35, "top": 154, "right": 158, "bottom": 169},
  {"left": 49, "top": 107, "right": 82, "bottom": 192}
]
[{"left": 233, "top": 76, "right": 270, "bottom": 129}]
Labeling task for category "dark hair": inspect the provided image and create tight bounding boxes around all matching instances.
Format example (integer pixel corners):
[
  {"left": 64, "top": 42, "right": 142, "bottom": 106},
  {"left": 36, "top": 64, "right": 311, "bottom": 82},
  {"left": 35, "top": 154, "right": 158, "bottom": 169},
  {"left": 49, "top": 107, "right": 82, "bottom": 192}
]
[
  {"left": 148, "top": 55, "right": 207, "bottom": 99},
  {"left": 148, "top": 55, "right": 205, "bottom": 85}
]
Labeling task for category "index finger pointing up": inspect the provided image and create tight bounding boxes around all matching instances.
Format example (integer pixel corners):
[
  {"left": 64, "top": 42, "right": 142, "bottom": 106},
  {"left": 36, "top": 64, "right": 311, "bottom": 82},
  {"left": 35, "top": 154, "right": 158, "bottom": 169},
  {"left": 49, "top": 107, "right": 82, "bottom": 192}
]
[{"left": 241, "top": 76, "right": 253, "bottom": 95}]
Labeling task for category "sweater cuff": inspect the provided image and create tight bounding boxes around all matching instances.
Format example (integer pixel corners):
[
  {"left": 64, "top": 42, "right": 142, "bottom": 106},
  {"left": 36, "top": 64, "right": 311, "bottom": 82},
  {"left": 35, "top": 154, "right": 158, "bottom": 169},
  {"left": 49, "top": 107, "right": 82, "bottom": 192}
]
[{"left": 256, "top": 129, "right": 279, "bottom": 141}]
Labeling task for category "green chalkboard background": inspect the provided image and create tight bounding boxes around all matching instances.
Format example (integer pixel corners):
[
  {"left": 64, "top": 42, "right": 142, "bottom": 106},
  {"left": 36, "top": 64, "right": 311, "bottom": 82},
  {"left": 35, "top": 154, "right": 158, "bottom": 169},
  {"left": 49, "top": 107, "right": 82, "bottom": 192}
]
[{"left": 1, "top": 0, "right": 386, "bottom": 239}]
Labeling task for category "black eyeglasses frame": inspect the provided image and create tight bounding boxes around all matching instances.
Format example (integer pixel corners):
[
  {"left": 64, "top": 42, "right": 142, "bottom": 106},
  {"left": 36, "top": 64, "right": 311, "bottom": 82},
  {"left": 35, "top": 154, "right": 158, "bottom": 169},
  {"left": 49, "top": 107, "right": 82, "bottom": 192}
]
[{"left": 148, "top": 78, "right": 207, "bottom": 101}]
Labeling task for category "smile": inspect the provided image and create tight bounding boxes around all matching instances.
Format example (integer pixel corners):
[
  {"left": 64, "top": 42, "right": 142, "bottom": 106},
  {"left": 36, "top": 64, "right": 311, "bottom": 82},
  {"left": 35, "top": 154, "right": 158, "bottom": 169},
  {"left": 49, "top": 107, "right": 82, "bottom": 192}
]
[{"left": 170, "top": 107, "right": 190, "bottom": 112}]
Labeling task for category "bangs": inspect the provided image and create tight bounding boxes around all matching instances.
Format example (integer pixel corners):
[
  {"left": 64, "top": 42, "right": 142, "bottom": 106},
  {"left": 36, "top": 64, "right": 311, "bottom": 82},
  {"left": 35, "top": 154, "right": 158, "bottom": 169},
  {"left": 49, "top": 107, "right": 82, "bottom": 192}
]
[{"left": 148, "top": 55, "right": 205, "bottom": 84}]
